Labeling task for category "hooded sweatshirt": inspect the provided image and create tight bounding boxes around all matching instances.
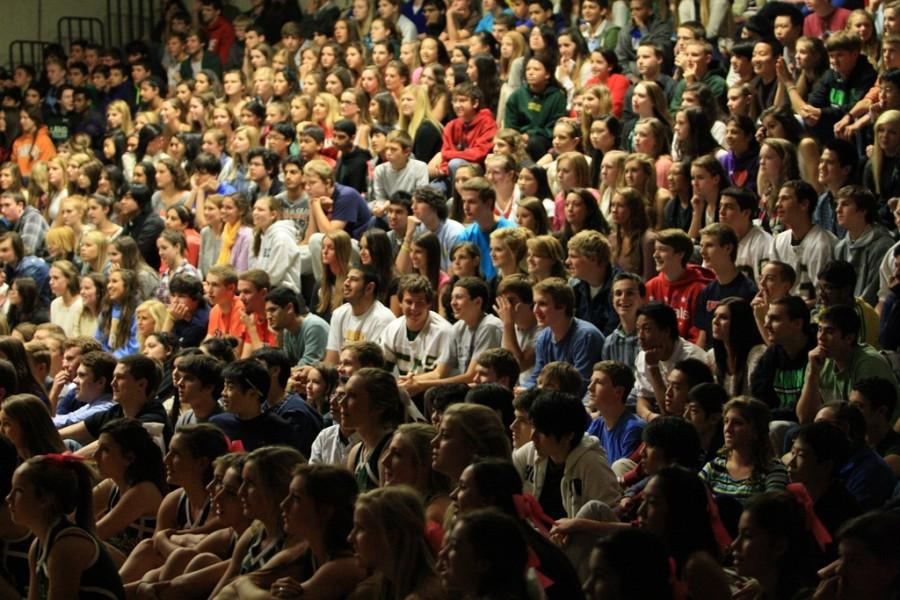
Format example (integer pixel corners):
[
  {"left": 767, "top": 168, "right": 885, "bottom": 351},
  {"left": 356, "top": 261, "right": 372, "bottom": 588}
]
[
  {"left": 12, "top": 126, "right": 57, "bottom": 177},
  {"left": 645, "top": 265, "right": 714, "bottom": 343},
  {"left": 513, "top": 435, "right": 622, "bottom": 518},
  {"left": 439, "top": 108, "right": 498, "bottom": 174},
  {"left": 834, "top": 223, "right": 896, "bottom": 307},
  {"left": 251, "top": 219, "right": 301, "bottom": 292}
]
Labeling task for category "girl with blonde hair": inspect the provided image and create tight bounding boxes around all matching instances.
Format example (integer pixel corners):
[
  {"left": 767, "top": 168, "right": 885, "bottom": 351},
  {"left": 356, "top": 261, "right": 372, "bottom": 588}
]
[
  {"left": 432, "top": 403, "right": 512, "bottom": 482},
  {"left": 398, "top": 85, "right": 443, "bottom": 162},
  {"left": 551, "top": 151, "right": 593, "bottom": 231},
  {"left": 210, "top": 101, "right": 239, "bottom": 143},
  {"left": 633, "top": 117, "right": 674, "bottom": 192},
  {"left": 485, "top": 153, "right": 521, "bottom": 223},
  {"left": 350, "top": 487, "right": 443, "bottom": 600},
  {"left": 316, "top": 229, "right": 353, "bottom": 320},
  {"left": 866, "top": 109, "right": 900, "bottom": 199},
  {"left": 106, "top": 100, "right": 134, "bottom": 136},
  {"left": 847, "top": 9, "right": 879, "bottom": 67},
  {"left": 135, "top": 299, "right": 167, "bottom": 349},
  {"left": 217, "top": 193, "right": 253, "bottom": 272},
  {"left": 57, "top": 195, "right": 89, "bottom": 249},
  {"left": 489, "top": 227, "right": 531, "bottom": 295},
  {"left": 381, "top": 422, "right": 452, "bottom": 526},
  {"left": 45, "top": 225, "right": 76, "bottom": 263},
  {"left": 44, "top": 156, "right": 69, "bottom": 221},
  {"left": 79, "top": 230, "right": 109, "bottom": 275},
  {"left": 400, "top": 40, "right": 423, "bottom": 82},
  {"left": 580, "top": 84, "right": 614, "bottom": 146},
  {"left": 227, "top": 126, "right": 260, "bottom": 194},
  {"left": 499, "top": 31, "right": 526, "bottom": 87},
  {"left": 598, "top": 149, "right": 627, "bottom": 220},
  {"left": 312, "top": 92, "right": 341, "bottom": 136}
]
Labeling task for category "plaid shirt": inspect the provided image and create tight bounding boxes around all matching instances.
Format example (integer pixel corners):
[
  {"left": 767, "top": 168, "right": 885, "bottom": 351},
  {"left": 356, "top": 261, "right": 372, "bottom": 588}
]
[
  {"left": 601, "top": 325, "right": 639, "bottom": 370},
  {"left": 14, "top": 206, "right": 48, "bottom": 256}
]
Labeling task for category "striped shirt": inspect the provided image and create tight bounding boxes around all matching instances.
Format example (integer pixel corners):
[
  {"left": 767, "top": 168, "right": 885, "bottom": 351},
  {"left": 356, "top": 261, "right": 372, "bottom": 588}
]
[{"left": 700, "top": 456, "right": 789, "bottom": 503}]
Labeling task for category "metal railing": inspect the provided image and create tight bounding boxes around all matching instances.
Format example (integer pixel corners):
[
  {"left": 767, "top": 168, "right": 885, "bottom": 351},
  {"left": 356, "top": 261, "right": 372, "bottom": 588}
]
[
  {"left": 106, "top": 0, "right": 160, "bottom": 49},
  {"left": 7, "top": 40, "right": 45, "bottom": 70},
  {"left": 58, "top": 16, "right": 106, "bottom": 49}
]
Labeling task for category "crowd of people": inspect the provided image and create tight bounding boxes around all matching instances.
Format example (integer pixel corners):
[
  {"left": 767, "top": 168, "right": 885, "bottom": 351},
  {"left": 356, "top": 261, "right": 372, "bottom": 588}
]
[{"left": 0, "top": 0, "right": 899, "bottom": 597}]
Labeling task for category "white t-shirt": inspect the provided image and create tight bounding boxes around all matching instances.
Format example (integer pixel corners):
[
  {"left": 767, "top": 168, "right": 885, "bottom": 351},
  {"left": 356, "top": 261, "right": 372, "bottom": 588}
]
[
  {"left": 380, "top": 311, "right": 456, "bottom": 376},
  {"left": 452, "top": 313, "right": 504, "bottom": 372},
  {"left": 326, "top": 300, "right": 397, "bottom": 353},
  {"left": 50, "top": 296, "right": 84, "bottom": 337},
  {"left": 738, "top": 226, "right": 774, "bottom": 281},
  {"left": 772, "top": 225, "right": 837, "bottom": 297},
  {"left": 634, "top": 338, "right": 709, "bottom": 402},
  {"left": 878, "top": 239, "right": 900, "bottom": 303},
  {"left": 516, "top": 324, "right": 541, "bottom": 386},
  {"left": 309, "top": 424, "right": 360, "bottom": 466}
]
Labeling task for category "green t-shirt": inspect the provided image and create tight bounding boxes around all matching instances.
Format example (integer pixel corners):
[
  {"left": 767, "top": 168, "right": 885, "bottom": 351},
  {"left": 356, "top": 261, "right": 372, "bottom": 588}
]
[{"left": 818, "top": 344, "right": 898, "bottom": 404}]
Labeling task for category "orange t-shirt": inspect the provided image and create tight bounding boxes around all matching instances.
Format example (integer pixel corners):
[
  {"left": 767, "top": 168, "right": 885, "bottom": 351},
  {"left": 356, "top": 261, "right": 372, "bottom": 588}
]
[
  {"left": 240, "top": 311, "right": 276, "bottom": 348},
  {"left": 207, "top": 298, "right": 247, "bottom": 340}
]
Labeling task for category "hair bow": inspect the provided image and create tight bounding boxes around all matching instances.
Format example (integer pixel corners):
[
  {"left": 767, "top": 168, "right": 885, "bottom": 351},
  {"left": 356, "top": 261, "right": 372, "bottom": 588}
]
[{"left": 786, "top": 483, "right": 832, "bottom": 551}]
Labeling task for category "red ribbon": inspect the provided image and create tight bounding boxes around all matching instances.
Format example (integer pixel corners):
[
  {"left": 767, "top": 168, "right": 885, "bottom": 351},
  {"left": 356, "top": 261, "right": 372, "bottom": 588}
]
[
  {"left": 705, "top": 488, "right": 733, "bottom": 552},
  {"left": 786, "top": 483, "right": 832, "bottom": 551},
  {"left": 513, "top": 493, "right": 556, "bottom": 535},
  {"left": 43, "top": 452, "right": 86, "bottom": 464},
  {"left": 225, "top": 438, "right": 246, "bottom": 453}
]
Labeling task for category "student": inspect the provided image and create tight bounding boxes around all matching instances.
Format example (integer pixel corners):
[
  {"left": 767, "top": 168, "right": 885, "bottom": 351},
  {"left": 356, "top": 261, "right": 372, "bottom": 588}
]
[
  {"left": 209, "top": 359, "right": 303, "bottom": 451},
  {"left": 718, "top": 187, "right": 774, "bottom": 281},
  {"left": 770, "top": 180, "right": 837, "bottom": 301},
  {"left": 849, "top": 377, "right": 900, "bottom": 478},
  {"left": 0, "top": 232, "right": 51, "bottom": 308},
  {"left": 264, "top": 286, "right": 329, "bottom": 367},
  {"left": 236, "top": 269, "right": 274, "bottom": 359},
  {"left": 504, "top": 53, "right": 569, "bottom": 161},
  {"left": 173, "top": 353, "right": 225, "bottom": 426},
  {"left": 814, "top": 261, "right": 880, "bottom": 349},
  {"left": 429, "top": 83, "right": 498, "bottom": 181},
  {"left": 814, "top": 138, "right": 855, "bottom": 237},
  {"left": 250, "top": 347, "right": 323, "bottom": 459},
  {"left": 644, "top": 228, "right": 711, "bottom": 343},
  {"left": 751, "top": 296, "right": 816, "bottom": 420},
  {"left": 332, "top": 119, "right": 370, "bottom": 195},
  {"left": 455, "top": 177, "right": 514, "bottom": 280},
  {"left": 324, "top": 267, "right": 397, "bottom": 364},
  {"left": 7, "top": 455, "right": 126, "bottom": 599},
  {"left": 380, "top": 274, "right": 455, "bottom": 387},
  {"left": 160, "top": 273, "right": 210, "bottom": 349},
  {"left": 120, "top": 185, "right": 166, "bottom": 271},
  {"left": 274, "top": 155, "right": 309, "bottom": 242},
  {"left": 694, "top": 223, "right": 759, "bottom": 349},
  {"left": 0, "top": 191, "right": 48, "bottom": 257},
  {"left": 526, "top": 278, "right": 605, "bottom": 396},
  {"left": 59, "top": 354, "right": 172, "bottom": 454},
  {"left": 372, "top": 130, "right": 429, "bottom": 205},
  {"left": 204, "top": 265, "right": 245, "bottom": 356},
  {"left": 414, "top": 277, "right": 503, "bottom": 390},
  {"left": 179, "top": 28, "right": 223, "bottom": 82},
  {"left": 52, "top": 350, "right": 116, "bottom": 429},
  {"left": 833, "top": 185, "right": 895, "bottom": 307},
  {"left": 601, "top": 272, "right": 646, "bottom": 375},
  {"left": 566, "top": 230, "right": 619, "bottom": 335},
  {"left": 614, "top": 0, "right": 674, "bottom": 78},
  {"left": 634, "top": 302, "right": 708, "bottom": 422},
  {"left": 248, "top": 196, "right": 302, "bottom": 293},
  {"left": 494, "top": 274, "right": 539, "bottom": 387},
  {"left": 515, "top": 389, "right": 621, "bottom": 520},
  {"left": 798, "top": 305, "right": 899, "bottom": 423},
  {"left": 587, "top": 360, "right": 644, "bottom": 465},
  {"left": 670, "top": 39, "right": 726, "bottom": 111},
  {"left": 405, "top": 186, "right": 465, "bottom": 272},
  {"left": 246, "top": 148, "right": 283, "bottom": 200},
  {"left": 472, "top": 348, "right": 521, "bottom": 390}
]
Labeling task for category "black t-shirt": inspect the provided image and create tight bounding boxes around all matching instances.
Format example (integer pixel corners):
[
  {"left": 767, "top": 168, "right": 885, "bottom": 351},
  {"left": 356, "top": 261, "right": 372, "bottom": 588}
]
[
  {"left": 209, "top": 411, "right": 302, "bottom": 452},
  {"left": 84, "top": 401, "right": 172, "bottom": 446},
  {"left": 538, "top": 459, "right": 566, "bottom": 521}
]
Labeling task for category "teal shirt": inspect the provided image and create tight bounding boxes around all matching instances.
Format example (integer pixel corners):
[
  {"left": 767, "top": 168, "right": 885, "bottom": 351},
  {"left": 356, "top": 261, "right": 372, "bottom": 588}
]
[{"left": 280, "top": 313, "right": 330, "bottom": 366}]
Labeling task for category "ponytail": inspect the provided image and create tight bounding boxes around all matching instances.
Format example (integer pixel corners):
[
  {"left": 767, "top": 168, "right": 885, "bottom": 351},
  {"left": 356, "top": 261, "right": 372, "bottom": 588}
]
[{"left": 25, "top": 455, "right": 97, "bottom": 531}]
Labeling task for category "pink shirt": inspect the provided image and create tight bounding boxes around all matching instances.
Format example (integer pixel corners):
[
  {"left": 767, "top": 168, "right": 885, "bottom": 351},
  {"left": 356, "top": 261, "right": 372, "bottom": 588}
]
[{"left": 803, "top": 8, "right": 850, "bottom": 39}]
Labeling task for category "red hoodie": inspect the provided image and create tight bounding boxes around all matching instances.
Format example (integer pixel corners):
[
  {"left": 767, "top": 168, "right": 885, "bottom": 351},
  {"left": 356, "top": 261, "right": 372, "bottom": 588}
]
[
  {"left": 439, "top": 108, "right": 498, "bottom": 175},
  {"left": 645, "top": 265, "right": 714, "bottom": 343}
]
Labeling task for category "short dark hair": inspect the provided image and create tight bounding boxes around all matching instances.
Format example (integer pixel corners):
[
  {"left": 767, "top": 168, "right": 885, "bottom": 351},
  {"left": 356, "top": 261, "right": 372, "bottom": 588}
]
[
  {"left": 452, "top": 82, "right": 485, "bottom": 107},
  {"left": 533, "top": 277, "right": 575, "bottom": 318},
  {"left": 270, "top": 121, "right": 296, "bottom": 143},
  {"left": 818, "top": 304, "right": 860, "bottom": 340},
  {"left": 193, "top": 151, "right": 223, "bottom": 175},
  {"left": 169, "top": 274, "right": 205, "bottom": 303},
  {"left": 424, "top": 382, "right": 470, "bottom": 417},
  {"left": 474, "top": 348, "right": 521, "bottom": 386},
  {"left": 177, "top": 354, "right": 224, "bottom": 398},
  {"left": 466, "top": 383, "right": 515, "bottom": 430},
  {"left": 412, "top": 185, "right": 449, "bottom": 221},
  {"left": 793, "top": 422, "right": 850, "bottom": 476},
  {"left": 721, "top": 187, "right": 758, "bottom": 213},
  {"left": 782, "top": 179, "right": 818, "bottom": 217},
  {"left": 247, "top": 147, "right": 279, "bottom": 176},
  {"left": 687, "top": 382, "right": 728, "bottom": 417},
  {"left": 612, "top": 271, "right": 647, "bottom": 297},
  {"left": 221, "top": 359, "right": 271, "bottom": 399},
  {"left": 637, "top": 302, "right": 679, "bottom": 341},
  {"left": 852, "top": 377, "right": 898, "bottom": 421},
  {"left": 388, "top": 190, "right": 413, "bottom": 214},
  {"left": 672, "top": 358, "right": 714, "bottom": 388},
  {"left": 453, "top": 276, "right": 490, "bottom": 310},
  {"left": 341, "top": 341, "right": 385, "bottom": 369},
  {"left": 836, "top": 185, "right": 879, "bottom": 223},
  {"left": 250, "top": 347, "right": 294, "bottom": 389},
  {"left": 529, "top": 390, "right": 589, "bottom": 450},
  {"left": 763, "top": 260, "right": 797, "bottom": 287},
  {"left": 642, "top": 416, "right": 702, "bottom": 469},
  {"left": 79, "top": 351, "right": 117, "bottom": 393},
  {"left": 119, "top": 354, "right": 162, "bottom": 400},
  {"left": 265, "top": 285, "right": 305, "bottom": 315},
  {"left": 818, "top": 260, "right": 857, "bottom": 290}
]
